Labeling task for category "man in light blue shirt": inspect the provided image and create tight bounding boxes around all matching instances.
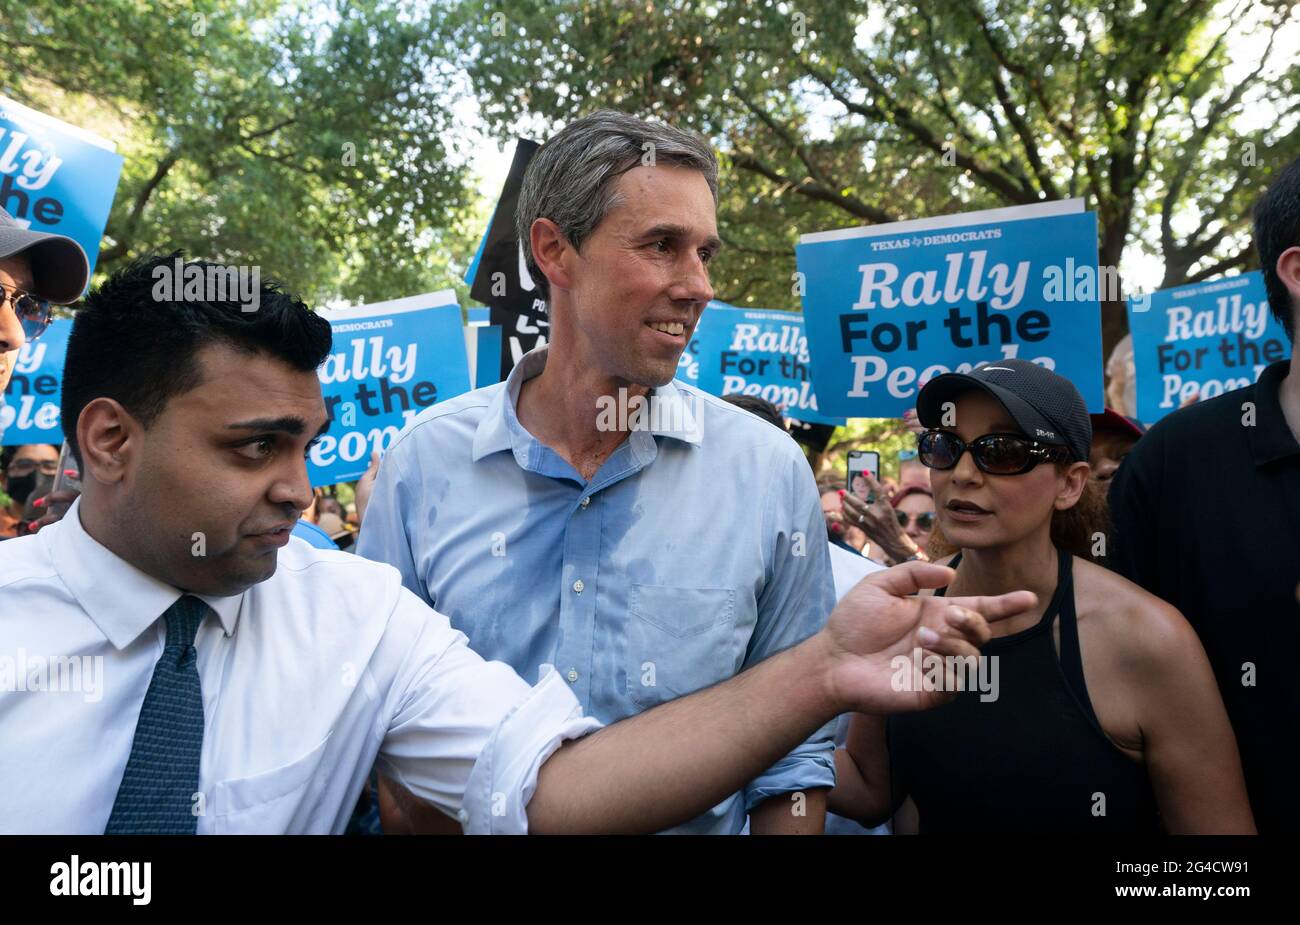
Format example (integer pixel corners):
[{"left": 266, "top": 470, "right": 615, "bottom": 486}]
[
  {"left": 359, "top": 110, "right": 837, "bottom": 833},
  {"left": 3, "top": 252, "right": 1025, "bottom": 835}
]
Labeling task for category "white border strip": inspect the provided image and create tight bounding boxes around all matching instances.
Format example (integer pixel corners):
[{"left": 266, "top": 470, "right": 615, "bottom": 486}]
[
  {"left": 316, "top": 289, "right": 459, "bottom": 322},
  {"left": 798, "top": 198, "right": 1085, "bottom": 244}
]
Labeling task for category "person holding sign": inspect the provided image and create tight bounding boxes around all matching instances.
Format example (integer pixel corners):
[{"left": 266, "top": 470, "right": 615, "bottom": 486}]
[
  {"left": 830, "top": 360, "right": 1253, "bottom": 833},
  {"left": 0, "top": 255, "right": 1025, "bottom": 833},
  {"left": 360, "top": 111, "right": 844, "bottom": 833},
  {"left": 1109, "top": 156, "right": 1300, "bottom": 831}
]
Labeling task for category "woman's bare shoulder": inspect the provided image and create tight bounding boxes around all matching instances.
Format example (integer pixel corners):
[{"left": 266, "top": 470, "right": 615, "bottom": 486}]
[{"left": 1072, "top": 556, "right": 1206, "bottom": 669}]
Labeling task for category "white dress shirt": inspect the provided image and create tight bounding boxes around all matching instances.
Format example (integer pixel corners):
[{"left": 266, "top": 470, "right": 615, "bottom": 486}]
[
  {"left": 0, "top": 499, "right": 601, "bottom": 834},
  {"left": 827, "top": 541, "right": 885, "bottom": 600}
]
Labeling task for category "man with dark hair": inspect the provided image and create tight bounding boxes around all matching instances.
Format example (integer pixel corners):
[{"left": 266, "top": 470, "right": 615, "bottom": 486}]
[
  {"left": 720, "top": 393, "right": 788, "bottom": 431},
  {"left": 1109, "top": 155, "right": 1300, "bottom": 831},
  {"left": 0, "top": 253, "right": 1025, "bottom": 834},
  {"left": 359, "top": 111, "right": 841, "bottom": 833}
]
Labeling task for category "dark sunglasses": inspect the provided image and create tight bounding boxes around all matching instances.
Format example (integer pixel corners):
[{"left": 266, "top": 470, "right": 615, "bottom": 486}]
[
  {"left": 918, "top": 429, "right": 1072, "bottom": 475},
  {"left": 895, "top": 510, "right": 935, "bottom": 530},
  {"left": 1, "top": 283, "right": 55, "bottom": 341}
]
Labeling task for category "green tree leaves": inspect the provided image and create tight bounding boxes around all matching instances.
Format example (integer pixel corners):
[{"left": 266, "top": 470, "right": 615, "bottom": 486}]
[{"left": 1, "top": 0, "right": 478, "bottom": 305}]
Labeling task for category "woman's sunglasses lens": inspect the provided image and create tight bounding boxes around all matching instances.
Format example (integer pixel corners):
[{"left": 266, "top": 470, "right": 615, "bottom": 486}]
[
  {"left": 975, "top": 435, "right": 1033, "bottom": 474},
  {"left": 917, "top": 513, "right": 935, "bottom": 529},
  {"left": 919, "top": 432, "right": 959, "bottom": 469}
]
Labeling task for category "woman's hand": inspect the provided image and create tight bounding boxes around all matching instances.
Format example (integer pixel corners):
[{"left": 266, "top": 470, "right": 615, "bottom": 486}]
[
  {"left": 23, "top": 488, "right": 79, "bottom": 534},
  {"left": 841, "top": 470, "right": 923, "bottom": 565}
]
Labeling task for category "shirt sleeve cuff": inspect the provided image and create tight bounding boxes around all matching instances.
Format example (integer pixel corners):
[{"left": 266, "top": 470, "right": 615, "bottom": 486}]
[
  {"left": 742, "top": 740, "right": 837, "bottom": 813},
  {"left": 461, "top": 666, "right": 604, "bottom": 834}
]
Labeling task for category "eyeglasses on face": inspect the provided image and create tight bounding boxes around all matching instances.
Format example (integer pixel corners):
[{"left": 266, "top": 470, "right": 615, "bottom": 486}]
[
  {"left": 6, "top": 458, "right": 59, "bottom": 476},
  {"left": 895, "top": 510, "right": 935, "bottom": 530},
  {"left": 918, "top": 429, "right": 1072, "bottom": 476},
  {"left": 1, "top": 283, "right": 55, "bottom": 342}
]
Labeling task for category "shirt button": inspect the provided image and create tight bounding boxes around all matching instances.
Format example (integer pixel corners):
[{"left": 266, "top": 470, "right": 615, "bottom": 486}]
[
  {"left": 580, "top": 496, "right": 590, "bottom": 508},
  {"left": 573, "top": 579, "right": 585, "bottom": 593},
  {"left": 567, "top": 668, "right": 579, "bottom": 682},
  {"left": 456, "top": 808, "right": 469, "bottom": 824}
]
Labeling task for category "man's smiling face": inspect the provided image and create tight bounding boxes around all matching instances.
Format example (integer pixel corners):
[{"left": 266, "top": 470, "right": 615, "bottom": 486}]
[{"left": 562, "top": 164, "right": 719, "bottom": 387}]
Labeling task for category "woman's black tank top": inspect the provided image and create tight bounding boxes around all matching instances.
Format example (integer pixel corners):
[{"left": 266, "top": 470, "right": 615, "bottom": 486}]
[{"left": 886, "top": 548, "right": 1161, "bottom": 833}]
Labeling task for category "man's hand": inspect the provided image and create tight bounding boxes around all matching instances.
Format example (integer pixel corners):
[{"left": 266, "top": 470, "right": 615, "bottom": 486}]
[
  {"left": 354, "top": 451, "right": 381, "bottom": 526},
  {"left": 821, "top": 561, "right": 1036, "bottom": 715}
]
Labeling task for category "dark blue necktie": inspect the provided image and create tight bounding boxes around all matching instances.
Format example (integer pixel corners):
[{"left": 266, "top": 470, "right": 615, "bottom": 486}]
[{"left": 105, "top": 595, "right": 210, "bottom": 834}]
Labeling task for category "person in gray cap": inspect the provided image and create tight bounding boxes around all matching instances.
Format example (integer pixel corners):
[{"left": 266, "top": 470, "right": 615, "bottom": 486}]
[
  {"left": 0, "top": 205, "right": 89, "bottom": 414},
  {"left": 828, "top": 359, "right": 1255, "bottom": 834}
]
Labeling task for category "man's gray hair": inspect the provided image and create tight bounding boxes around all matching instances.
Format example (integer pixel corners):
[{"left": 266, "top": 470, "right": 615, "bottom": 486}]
[{"left": 515, "top": 110, "right": 719, "bottom": 303}]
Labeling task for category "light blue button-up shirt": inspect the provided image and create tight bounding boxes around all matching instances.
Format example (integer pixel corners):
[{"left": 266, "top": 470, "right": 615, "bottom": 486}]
[{"left": 358, "top": 346, "right": 837, "bottom": 833}]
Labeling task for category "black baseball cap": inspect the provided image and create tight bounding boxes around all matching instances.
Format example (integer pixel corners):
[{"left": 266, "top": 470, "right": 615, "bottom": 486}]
[
  {"left": 0, "top": 207, "right": 90, "bottom": 304},
  {"left": 916, "top": 359, "right": 1092, "bottom": 462}
]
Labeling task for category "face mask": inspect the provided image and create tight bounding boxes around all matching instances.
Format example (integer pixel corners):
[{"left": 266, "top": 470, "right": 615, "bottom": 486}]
[{"left": 6, "top": 471, "right": 36, "bottom": 506}]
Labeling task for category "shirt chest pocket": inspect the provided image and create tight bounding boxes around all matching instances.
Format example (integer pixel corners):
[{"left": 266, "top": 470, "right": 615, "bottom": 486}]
[
  {"left": 208, "top": 732, "right": 334, "bottom": 834},
  {"left": 626, "top": 584, "right": 737, "bottom": 708}
]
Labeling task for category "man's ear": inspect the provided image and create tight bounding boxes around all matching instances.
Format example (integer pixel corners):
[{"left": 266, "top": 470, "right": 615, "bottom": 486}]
[
  {"left": 529, "top": 217, "right": 576, "bottom": 297},
  {"left": 1055, "top": 461, "right": 1090, "bottom": 510},
  {"left": 1275, "top": 246, "right": 1300, "bottom": 339},
  {"left": 77, "top": 397, "right": 139, "bottom": 485}
]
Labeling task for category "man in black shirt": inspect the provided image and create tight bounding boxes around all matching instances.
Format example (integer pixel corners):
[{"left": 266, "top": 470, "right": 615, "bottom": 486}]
[{"left": 1109, "top": 156, "right": 1300, "bottom": 832}]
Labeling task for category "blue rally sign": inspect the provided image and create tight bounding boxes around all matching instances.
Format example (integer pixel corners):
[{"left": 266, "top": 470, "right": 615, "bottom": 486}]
[
  {"left": 675, "top": 303, "right": 724, "bottom": 386},
  {"left": 1, "top": 317, "right": 71, "bottom": 443},
  {"left": 796, "top": 201, "right": 1104, "bottom": 417},
  {"left": 696, "top": 302, "right": 844, "bottom": 425},
  {"left": 1127, "top": 270, "right": 1289, "bottom": 423},
  {"left": 311, "top": 292, "right": 472, "bottom": 485},
  {"left": 0, "top": 95, "right": 124, "bottom": 279}
]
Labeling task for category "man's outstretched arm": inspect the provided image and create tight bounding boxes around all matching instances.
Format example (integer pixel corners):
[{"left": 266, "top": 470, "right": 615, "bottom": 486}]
[{"left": 527, "top": 562, "right": 1036, "bottom": 834}]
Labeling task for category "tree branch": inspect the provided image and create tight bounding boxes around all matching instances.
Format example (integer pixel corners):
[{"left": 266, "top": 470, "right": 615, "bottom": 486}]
[
  {"left": 98, "top": 146, "right": 184, "bottom": 263},
  {"left": 803, "top": 59, "right": 1035, "bottom": 204},
  {"left": 729, "top": 148, "right": 894, "bottom": 223}
]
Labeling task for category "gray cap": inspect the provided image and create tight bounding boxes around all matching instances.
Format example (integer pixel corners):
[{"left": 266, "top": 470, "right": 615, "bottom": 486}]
[{"left": 0, "top": 207, "right": 90, "bottom": 304}]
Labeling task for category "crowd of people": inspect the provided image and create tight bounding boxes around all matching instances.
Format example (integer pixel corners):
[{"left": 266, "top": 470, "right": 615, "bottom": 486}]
[{"left": 1, "top": 111, "right": 1296, "bottom": 835}]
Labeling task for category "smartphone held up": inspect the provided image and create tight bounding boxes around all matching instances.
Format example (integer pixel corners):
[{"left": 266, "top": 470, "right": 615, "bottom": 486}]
[{"left": 846, "top": 450, "right": 880, "bottom": 501}]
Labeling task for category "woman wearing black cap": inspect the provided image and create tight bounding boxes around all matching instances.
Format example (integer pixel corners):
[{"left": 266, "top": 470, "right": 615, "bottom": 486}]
[{"left": 828, "top": 360, "right": 1254, "bottom": 834}]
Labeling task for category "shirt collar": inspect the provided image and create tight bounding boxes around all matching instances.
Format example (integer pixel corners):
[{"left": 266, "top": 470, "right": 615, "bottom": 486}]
[
  {"left": 471, "top": 344, "right": 547, "bottom": 463},
  {"left": 49, "top": 497, "right": 243, "bottom": 650},
  {"left": 471, "top": 344, "right": 704, "bottom": 466},
  {"left": 1247, "top": 359, "right": 1300, "bottom": 466}
]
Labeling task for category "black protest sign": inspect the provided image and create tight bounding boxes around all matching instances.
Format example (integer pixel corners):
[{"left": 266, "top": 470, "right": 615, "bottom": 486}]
[
  {"left": 469, "top": 138, "right": 541, "bottom": 307},
  {"left": 468, "top": 139, "right": 547, "bottom": 378}
]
